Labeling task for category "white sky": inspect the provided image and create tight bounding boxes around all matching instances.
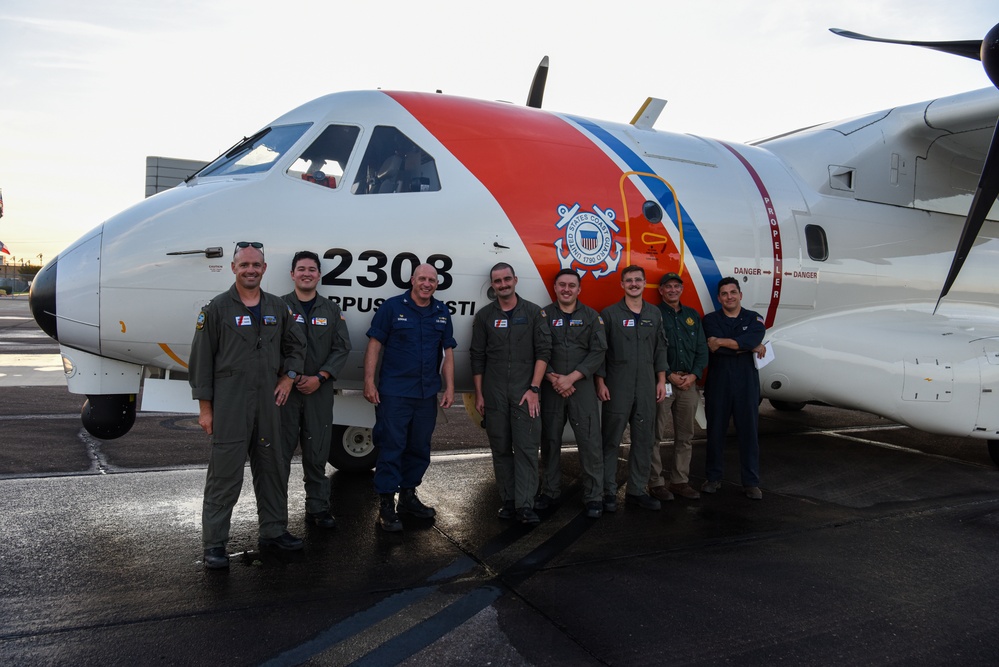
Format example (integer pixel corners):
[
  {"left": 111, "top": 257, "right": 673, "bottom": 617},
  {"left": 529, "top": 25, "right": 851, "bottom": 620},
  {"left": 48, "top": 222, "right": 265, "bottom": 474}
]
[{"left": 0, "top": 0, "right": 995, "bottom": 265}]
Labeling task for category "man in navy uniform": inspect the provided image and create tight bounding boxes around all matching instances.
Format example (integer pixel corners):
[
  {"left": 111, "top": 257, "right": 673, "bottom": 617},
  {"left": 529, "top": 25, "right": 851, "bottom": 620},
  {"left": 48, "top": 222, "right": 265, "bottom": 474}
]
[
  {"left": 701, "top": 277, "right": 767, "bottom": 500},
  {"left": 364, "top": 264, "right": 456, "bottom": 532}
]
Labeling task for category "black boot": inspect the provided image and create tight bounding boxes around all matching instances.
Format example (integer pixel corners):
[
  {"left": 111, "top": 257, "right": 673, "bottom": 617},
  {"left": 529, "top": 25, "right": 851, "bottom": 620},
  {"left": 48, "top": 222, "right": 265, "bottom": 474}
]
[
  {"left": 378, "top": 493, "right": 403, "bottom": 532},
  {"left": 397, "top": 488, "right": 436, "bottom": 519}
]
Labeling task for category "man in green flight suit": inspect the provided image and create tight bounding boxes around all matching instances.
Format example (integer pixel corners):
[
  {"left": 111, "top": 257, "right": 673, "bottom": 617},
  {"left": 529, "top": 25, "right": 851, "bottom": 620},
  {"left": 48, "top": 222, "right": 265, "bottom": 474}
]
[
  {"left": 190, "top": 241, "right": 307, "bottom": 570},
  {"left": 595, "top": 265, "right": 670, "bottom": 512},
  {"left": 280, "top": 251, "right": 352, "bottom": 529},
  {"left": 471, "top": 263, "right": 552, "bottom": 525},
  {"left": 538, "top": 268, "right": 607, "bottom": 518}
]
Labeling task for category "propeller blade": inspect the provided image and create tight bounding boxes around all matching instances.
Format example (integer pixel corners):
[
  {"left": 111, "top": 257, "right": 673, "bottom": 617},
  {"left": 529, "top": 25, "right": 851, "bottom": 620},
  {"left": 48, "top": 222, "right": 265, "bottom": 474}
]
[
  {"left": 526, "top": 56, "right": 549, "bottom": 109},
  {"left": 935, "top": 123, "right": 999, "bottom": 312},
  {"left": 831, "top": 24, "right": 999, "bottom": 311},
  {"left": 830, "top": 28, "right": 982, "bottom": 60}
]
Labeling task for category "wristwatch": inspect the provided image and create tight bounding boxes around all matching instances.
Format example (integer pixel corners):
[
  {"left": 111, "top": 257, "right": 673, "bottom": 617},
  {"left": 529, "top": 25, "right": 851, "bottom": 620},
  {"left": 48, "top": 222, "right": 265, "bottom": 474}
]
[
  {"left": 529, "top": 385, "right": 540, "bottom": 393},
  {"left": 317, "top": 374, "right": 327, "bottom": 385},
  {"left": 286, "top": 370, "right": 298, "bottom": 380}
]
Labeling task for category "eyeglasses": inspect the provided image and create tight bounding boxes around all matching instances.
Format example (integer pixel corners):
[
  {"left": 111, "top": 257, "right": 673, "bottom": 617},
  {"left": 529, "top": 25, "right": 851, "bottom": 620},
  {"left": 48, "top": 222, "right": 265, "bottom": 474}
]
[{"left": 235, "top": 241, "right": 263, "bottom": 249}]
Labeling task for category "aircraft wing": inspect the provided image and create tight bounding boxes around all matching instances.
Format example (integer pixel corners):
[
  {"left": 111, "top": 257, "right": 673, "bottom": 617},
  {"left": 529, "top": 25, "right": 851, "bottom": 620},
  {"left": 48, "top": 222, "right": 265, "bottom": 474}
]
[
  {"left": 761, "top": 87, "right": 999, "bottom": 220},
  {"left": 761, "top": 304, "right": 999, "bottom": 439}
]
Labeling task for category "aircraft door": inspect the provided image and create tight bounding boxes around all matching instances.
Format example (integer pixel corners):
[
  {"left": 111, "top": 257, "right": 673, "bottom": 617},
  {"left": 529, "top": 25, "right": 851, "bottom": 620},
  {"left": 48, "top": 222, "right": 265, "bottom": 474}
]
[{"left": 617, "top": 171, "right": 688, "bottom": 293}]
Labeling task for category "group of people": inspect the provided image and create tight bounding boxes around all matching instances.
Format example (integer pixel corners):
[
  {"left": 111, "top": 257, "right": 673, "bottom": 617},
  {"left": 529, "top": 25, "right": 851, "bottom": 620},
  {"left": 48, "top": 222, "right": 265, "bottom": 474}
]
[
  {"left": 190, "top": 242, "right": 455, "bottom": 569},
  {"left": 189, "top": 243, "right": 766, "bottom": 569},
  {"left": 472, "top": 263, "right": 766, "bottom": 525}
]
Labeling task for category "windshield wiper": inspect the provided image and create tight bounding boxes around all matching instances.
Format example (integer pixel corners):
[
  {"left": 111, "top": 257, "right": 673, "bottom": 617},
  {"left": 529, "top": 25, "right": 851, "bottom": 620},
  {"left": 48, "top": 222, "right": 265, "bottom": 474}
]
[{"left": 184, "top": 127, "right": 272, "bottom": 182}]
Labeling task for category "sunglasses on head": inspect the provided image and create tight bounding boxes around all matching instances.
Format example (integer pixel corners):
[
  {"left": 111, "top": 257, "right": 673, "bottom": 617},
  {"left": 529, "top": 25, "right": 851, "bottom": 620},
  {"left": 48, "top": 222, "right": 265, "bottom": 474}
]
[{"left": 235, "top": 241, "right": 263, "bottom": 249}]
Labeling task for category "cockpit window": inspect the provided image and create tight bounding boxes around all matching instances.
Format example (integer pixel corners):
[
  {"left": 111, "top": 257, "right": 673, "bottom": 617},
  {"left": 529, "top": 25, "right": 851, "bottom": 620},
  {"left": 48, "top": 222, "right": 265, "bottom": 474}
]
[
  {"left": 287, "top": 124, "right": 360, "bottom": 189},
  {"left": 352, "top": 126, "right": 441, "bottom": 194},
  {"left": 198, "top": 123, "right": 312, "bottom": 178}
]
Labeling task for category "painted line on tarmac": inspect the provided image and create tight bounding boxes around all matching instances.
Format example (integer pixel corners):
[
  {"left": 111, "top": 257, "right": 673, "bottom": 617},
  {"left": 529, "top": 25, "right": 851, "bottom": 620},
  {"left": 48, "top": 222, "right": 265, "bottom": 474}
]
[
  {"left": 818, "top": 430, "right": 993, "bottom": 469},
  {"left": 264, "top": 507, "right": 598, "bottom": 666},
  {"left": 347, "top": 513, "right": 596, "bottom": 667},
  {"left": 259, "top": 586, "right": 439, "bottom": 667}
]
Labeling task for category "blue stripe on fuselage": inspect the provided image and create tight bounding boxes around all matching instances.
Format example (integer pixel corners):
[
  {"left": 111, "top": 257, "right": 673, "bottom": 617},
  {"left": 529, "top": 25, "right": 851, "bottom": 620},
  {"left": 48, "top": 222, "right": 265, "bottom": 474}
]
[{"left": 566, "top": 115, "right": 722, "bottom": 311}]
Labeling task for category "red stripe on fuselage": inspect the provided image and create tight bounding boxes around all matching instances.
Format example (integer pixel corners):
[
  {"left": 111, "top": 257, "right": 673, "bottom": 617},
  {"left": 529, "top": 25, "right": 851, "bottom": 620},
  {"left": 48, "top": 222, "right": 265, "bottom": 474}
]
[
  {"left": 386, "top": 92, "right": 687, "bottom": 311},
  {"left": 718, "top": 142, "right": 782, "bottom": 328}
]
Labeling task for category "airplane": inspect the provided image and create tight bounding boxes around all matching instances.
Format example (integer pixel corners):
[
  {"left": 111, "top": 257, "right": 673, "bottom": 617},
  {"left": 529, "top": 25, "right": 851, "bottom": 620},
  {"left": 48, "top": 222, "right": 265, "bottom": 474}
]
[{"left": 28, "top": 22, "right": 999, "bottom": 472}]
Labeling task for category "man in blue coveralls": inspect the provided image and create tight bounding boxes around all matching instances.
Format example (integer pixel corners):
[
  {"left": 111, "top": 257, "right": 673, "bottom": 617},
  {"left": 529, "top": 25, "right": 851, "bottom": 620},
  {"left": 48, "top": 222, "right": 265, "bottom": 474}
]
[
  {"left": 701, "top": 277, "right": 767, "bottom": 500},
  {"left": 364, "top": 263, "right": 456, "bottom": 532}
]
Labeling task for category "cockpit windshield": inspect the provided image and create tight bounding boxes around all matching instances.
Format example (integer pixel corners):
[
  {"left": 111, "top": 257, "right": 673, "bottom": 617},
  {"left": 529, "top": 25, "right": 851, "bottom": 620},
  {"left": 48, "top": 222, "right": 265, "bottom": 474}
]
[{"left": 198, "top": 123, "right": 312, "bottom": 178}]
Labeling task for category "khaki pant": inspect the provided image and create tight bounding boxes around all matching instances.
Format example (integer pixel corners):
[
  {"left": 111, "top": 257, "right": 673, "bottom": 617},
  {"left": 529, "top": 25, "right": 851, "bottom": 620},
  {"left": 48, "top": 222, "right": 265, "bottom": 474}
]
[{"left": 649, "top": 384, "right": 699, "bottom": 488}]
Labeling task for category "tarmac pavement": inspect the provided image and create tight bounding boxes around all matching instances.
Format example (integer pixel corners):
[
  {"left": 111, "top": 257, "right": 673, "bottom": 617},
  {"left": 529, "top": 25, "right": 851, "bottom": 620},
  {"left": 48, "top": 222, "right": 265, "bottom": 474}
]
[{"left": 2, "top": 295, "right": 999, "bottom": 666}]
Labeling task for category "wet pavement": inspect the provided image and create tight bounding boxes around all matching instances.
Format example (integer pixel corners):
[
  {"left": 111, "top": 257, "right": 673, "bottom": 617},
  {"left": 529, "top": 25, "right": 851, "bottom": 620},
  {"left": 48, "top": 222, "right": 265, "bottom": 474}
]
[{"left": 2, "top": 295, "right": 999, "bottom": 666}]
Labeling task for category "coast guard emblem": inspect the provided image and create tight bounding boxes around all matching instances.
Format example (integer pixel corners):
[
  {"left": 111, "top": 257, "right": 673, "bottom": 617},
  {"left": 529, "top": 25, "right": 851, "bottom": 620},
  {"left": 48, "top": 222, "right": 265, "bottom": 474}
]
[{"left": 553, "top": 203, "right": 623, "bottom": 279}]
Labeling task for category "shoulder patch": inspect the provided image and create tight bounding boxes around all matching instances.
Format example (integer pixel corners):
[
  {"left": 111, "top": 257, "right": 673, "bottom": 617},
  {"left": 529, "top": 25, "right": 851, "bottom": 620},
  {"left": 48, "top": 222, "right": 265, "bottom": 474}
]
[{"left": 195, "top": 311, "right": 206, "bottom": 330}]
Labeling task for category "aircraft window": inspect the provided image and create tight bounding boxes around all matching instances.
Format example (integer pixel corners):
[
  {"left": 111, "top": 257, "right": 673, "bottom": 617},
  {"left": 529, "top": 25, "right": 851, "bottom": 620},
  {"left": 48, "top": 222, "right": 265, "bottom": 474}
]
[
  {"left": 643, "top": 201, "right": 663, "bottom": 223},
  {"left": 804, "top": 224, "right": 828, "bottom": 261},
  {"left": 198, "top": 123, "right": 312, "bottom": 178},
  {"left": 352, "top": 126, "right": 441, "bottom": 194},
  {"left": 287, "top": 124, "right": 360, "bottom": 189}
]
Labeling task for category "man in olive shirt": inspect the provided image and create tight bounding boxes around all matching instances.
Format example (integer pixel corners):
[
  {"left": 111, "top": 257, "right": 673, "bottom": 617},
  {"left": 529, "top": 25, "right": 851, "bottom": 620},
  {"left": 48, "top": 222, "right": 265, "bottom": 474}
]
[
  {"left": 595, "top": 265, "right": 669, "bottom": 512},
  {"left": 190, "top": 242, "right": 306, "bottom": 570},
  {"left": 471, "top": 263, "right": 552, "bottom": 525},
  {"left": 281, "top": 251, "right": 351, "bottom": 530},
  {"left": 538, "top": 269, "right": 607, "bottom": 518},
  {"left": 649, "top": 272, "right": 707, "bottom": 502}
]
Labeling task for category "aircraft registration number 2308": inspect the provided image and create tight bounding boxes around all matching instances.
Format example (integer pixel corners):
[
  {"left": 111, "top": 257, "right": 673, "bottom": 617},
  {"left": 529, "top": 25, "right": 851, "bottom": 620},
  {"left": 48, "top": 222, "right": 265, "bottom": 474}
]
[
  {"left": 320, "top": 249, "right": 476, "bottom": 316},
  {"left": 321, "top": 248, "right": 453, "bottom": 290}
]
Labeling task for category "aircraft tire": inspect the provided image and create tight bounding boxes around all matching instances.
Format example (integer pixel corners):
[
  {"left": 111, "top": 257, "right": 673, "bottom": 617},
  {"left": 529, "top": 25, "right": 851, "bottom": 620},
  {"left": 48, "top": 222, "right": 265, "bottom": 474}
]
[
  {"left": 988, "top": 441, "right": 999, "bottom": 468},
  {"left": 328, "top": 425, "right": 377, "bottom": 472},
  {"left": 770, "top": 399, "right": 806, "bottom": 412}
]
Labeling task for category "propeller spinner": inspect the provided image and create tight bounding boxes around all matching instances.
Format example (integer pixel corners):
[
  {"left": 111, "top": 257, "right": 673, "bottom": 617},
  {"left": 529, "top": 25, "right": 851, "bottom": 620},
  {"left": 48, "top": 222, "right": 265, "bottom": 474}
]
[{"left": 833, "top": 23, "right": 999, "bottom": 312}]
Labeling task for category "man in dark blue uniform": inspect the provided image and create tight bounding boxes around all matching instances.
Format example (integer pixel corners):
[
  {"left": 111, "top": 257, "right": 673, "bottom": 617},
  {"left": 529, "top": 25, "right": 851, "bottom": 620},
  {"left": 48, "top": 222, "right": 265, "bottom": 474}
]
[
  {"left": 701, "top": 277, "right": 766, "bottom": 500},
  {"left": 364, "top": 264, "right": 456, "bottom": 532}
]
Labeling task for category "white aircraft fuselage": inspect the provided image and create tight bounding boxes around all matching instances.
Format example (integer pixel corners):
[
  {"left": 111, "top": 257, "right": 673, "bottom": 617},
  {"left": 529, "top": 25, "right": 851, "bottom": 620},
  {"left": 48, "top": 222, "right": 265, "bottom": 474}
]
[{"left": 30, "top": 86, "right": 999, "bottom": 454}]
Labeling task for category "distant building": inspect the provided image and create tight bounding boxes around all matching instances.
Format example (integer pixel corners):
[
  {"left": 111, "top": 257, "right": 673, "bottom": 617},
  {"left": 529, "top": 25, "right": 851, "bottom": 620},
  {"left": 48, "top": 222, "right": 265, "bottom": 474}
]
[{"left": 145, "top": 157, "right": 209, "bottom": 197}]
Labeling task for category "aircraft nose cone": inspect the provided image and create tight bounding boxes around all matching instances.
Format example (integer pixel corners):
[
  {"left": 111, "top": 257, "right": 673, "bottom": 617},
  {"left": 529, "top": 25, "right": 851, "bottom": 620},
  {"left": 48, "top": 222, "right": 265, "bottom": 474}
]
[{"left": 29, "top": 257, "right": 58, "bottom": 341}]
